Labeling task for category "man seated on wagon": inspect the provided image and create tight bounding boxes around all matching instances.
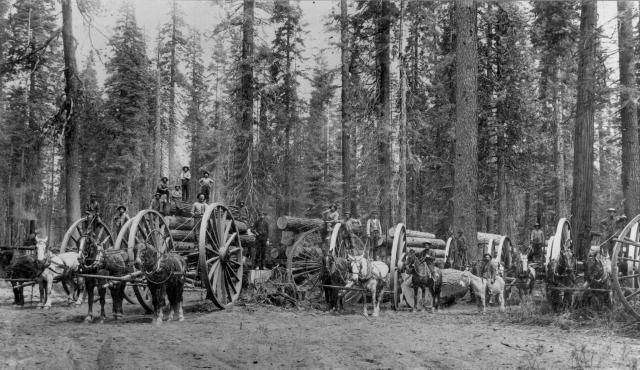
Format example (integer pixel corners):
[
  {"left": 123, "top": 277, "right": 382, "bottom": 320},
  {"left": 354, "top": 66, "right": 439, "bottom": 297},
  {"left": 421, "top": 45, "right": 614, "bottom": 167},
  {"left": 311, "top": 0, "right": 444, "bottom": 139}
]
[
  {"left": 113, "top": 205, "right": 130, "bottom": 235},
  {"left": 191, "top": 193, "right": 207, "bottom": 219},
  {"left": 150, "top": 193, "right": 164, "bottom": 215},
  {"left": 421, "top": 242, "right": 437, "bottom": 277},
  {"left": 83, "top": 193, "right": 101, "bottom": 230}
]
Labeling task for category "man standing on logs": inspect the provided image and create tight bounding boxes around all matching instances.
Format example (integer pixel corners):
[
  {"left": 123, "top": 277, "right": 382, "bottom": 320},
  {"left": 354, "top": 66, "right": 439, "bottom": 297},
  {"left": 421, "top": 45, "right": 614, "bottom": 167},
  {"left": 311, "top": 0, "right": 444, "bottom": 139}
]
[
  {"left": 529, "top": 223, "right": 544, "bottom": 263},
  {"left": 180, "top": 166, "right": 190, "bottom": 201},
  {"left": 343, "top": 211, "right": 360, "bottom": 251},
  {"left": 366, "top": 210, "right": 382, "bottom": 260},
  {"left": 156, "top": 177, "right": 171, "bottom": 215},
  {"left": 322, "top": 204, "right": 340, "bottom": 242},
  {"left": 199, "top": 171, "right": 215, "bottom": 203},
  {"left": 600, "top": 208, "right": 618, "bottom": 255},
  {"left": 252, "top": 211, "right": 269, "bottom": 270}
]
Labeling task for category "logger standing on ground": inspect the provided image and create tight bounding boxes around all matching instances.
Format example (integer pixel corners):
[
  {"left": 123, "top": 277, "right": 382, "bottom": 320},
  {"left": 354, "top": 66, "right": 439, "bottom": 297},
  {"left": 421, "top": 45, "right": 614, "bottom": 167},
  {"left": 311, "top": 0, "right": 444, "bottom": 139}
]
[
  {"left": 529, "top": 223, "right": 544, "bottom": 263},
  {"left": 366, "top": 210, "right": 382, "bottom": 260},
  {"left": 180, "top": 166, "right": 191, "bottom": 201},
  {"left": 451, "top": 230, "right": 468, "bottom": 270},
  {"left": 253, "top": 211, "right": 269, "bottom": 270}
]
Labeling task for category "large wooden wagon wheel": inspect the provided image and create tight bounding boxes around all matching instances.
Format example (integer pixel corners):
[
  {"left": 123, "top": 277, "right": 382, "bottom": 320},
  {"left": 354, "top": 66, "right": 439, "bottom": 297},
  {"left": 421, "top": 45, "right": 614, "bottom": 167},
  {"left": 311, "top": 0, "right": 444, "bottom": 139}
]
[
  {"left": 612, "top": 214, "right": 640, "bottom": 320},
  {"left": 286, "top": 227, "right": 325, "bottom": 301},
  {"left": 60, "top": 216, "right": 114, "bottom": 253},
  {"left": 199, "top": 203, "right": 243, "bottom": 309},
  {"left": 546, "top": 218, "right": 571, "bottom": 267},
  {"left": 390, "top": 223, "right": 407, "bottom": 310},
  {"left": 329, "top": 223, "right": 365, "bottom": 258},
  {"left": 127, "top": 210, "right": 175, "bottom": 313}
]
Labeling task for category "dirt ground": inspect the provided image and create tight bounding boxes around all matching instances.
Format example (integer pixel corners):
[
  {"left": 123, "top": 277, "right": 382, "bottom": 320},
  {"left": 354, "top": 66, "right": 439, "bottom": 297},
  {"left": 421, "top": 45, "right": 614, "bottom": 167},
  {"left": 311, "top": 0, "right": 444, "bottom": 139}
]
[{"left": 0, "top": 282, "right": 639, "bottom": 370}]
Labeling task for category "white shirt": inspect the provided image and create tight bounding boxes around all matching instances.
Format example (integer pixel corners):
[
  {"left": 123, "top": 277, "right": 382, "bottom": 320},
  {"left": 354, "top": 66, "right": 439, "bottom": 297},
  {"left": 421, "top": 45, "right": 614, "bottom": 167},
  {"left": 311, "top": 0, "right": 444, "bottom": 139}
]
[
  {"left": 180, "top": 170, "right": 191, "bottom": 180},
  {"left": 366, "top": 219, "right": 381, "bottom": 236}
]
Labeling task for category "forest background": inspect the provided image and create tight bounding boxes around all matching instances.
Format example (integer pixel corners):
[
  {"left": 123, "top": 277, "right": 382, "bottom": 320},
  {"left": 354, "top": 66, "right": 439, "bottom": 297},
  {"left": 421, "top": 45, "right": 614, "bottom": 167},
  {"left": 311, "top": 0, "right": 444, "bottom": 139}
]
[{"left": 0, "top": 0, "right": 631, "bottom": 260}]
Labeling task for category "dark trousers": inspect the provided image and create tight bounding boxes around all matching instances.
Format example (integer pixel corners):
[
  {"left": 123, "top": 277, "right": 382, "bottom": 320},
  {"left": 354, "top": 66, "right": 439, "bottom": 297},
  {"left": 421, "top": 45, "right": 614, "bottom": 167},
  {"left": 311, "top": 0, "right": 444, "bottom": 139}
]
[
  {"left": 530, "top": 242, "right": 543, "bottom": 262},
  {"left": 200, "top": 186, "right": 210, "bottom": 202},
  {"left": 181, "top": 179, "right": 190, "bottom": 201},
  {"left": 252, "top": 238, "right": 267, "bottom": 269}
]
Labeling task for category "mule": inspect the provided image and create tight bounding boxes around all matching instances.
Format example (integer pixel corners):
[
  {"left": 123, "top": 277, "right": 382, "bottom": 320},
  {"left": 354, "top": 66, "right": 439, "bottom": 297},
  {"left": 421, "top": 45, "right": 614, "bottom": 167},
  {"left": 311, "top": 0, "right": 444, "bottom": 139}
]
[
  {"left": 545, "top": 247, "right": 576, "bottom": 312},
  {"left": 79, "top": 236, "right": 130, "bottom": 322},
  {"left": 583, "top": 252, "right": 612, "bottom": 310},
  {"left": 34, "top": 237, "right": 83, "bottom": 309},
  {"left": 459, "top": 270, "right": 505, "bottom": 314},
  {"left": 400, "top": 249, "right": 442, "bottom": 312},
  {"left": 513, "top": 252, "right": 536, "bottom": 302},
  {"left": 321, "top": 254, "right": 347, "bottom": 311},
  {"left": 342, "top": 254, "right": 389, "bottom": 317},
  {"left": 135, "top": 243, "right": 186, "bottom": 325}
]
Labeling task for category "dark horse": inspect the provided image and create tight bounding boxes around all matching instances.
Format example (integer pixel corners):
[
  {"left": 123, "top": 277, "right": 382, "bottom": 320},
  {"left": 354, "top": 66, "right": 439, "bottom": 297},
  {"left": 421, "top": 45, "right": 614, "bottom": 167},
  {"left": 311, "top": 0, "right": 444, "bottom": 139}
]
[
  {"left": 583, "top": 252, "right": 612, "bottom": 310},
  {"left": 79, "top": 236, "right": 129, "bottom": 322},
  {"left": 545, "top": 245, "right": 576, "bottom": 312},
  {"left": 0, "top": 250, "right": 36, "bottom": 306},
  {"left": 401, "top": 249, "right": 442, "bottom": 312},
  {"left": 135, "top": 243, "right": 186, "bottom": 325},
  {"left": 320, "top": 254, "right": 350, "bottom": 311}
]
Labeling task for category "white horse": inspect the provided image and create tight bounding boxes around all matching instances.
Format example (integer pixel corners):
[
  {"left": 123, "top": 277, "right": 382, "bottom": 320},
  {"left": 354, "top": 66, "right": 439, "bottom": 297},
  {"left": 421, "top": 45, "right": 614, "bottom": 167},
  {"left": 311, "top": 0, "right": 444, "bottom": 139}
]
[
  {"left": 344, "top": 254, "right": 389, "bottom": 317},
  {"left": 35, "top": 237, "right": 83, "bottom": 309},
  {"left": 459, "top": 270, "right": 505, "bottom": 314}
]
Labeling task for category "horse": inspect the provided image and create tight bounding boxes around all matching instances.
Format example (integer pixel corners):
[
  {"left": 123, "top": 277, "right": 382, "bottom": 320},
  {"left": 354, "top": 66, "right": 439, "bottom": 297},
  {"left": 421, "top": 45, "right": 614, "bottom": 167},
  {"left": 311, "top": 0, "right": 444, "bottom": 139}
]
[
  {"left": 0, "top": 249, "right": 37, "bottom": 307},
  {"left": 135, "top": 243, "right": 186, "bottom": 325},
  {"left": 513, "top": 252, "right": 536, "bottom": 302},
  {"left": 34, "top": 236, "right": 83, "bottom": 309},
  {"left": 79, "top": 236, "right": 130, "bottom": 322},
  {"left": 583, "top": 252, "right": 612, "bottom": 310},
  {"left": 321, "top": 254, "right": 348, "bottom": 311},
  {"left": 342, "top": 254, "right": 389, "bottom": 317},
  {"left": 459, "top": 270, "right": 505, "bottom": 314},
  {"left": 400, "top": 249, "right": 442, "bottom": 312},
  {"left": 545, "top": 246, "right": 576, "bottom": 312}
]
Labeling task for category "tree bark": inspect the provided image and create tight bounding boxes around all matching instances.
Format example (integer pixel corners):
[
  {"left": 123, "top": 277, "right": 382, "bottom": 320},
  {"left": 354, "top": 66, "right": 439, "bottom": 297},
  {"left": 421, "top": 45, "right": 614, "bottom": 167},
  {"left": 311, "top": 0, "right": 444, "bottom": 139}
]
[
  {"left": 571, "top": 0, "right": 597, "bottom": 260},
  {"left": 154, "top": 44, "right": 162, "bottom": 183},
  {"left": 376, "top": 0, "right": 393, "bottom": 228},
  {"left": 167, "top": 0, "right": 178, "bottom": 177},
  {"left": 397, "top": 0, "right": 407, "bottom": 224},
  {"left": 553, "top": 66, "right": 567, "bottom": 218},
  {"left": 232, "top": 0, "right": 254, "bottom": 203},
  {"left": 61, "top": 0, "right": 81, "bottom": 229},
  {"left": 453, "top": 0, "right": 479, "bottom": 261},
  {"left": 618, "top": 0, "right": 640, "bottom": 217},
  {"left": 340, "top": 0, "right": 352, "bottom": 215},
  {"left": 276, "top": 216, "right": 325, "bottom": 232}
]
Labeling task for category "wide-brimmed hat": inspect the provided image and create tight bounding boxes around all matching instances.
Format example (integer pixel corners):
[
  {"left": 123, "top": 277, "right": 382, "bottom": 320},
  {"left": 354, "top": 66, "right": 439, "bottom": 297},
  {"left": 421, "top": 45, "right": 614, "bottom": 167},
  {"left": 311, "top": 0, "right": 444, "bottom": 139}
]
[
  {"left": 203, "top": 171, "right": 209, "bottom": 176},
  {"left": 154, "top": 192, "right": 162, "bottom": 197},
  {"left": 161, "top": 176, "right": 168, "bottom": 182},
  {"left": 117, "top": 205, "right": 127, "bottom": 211},
  {"left": 182, "top": 166, "right": 189, "bottom": 171},
  {"left": 608, "top": 208, "right": 617, "bottom": 212},
  {"left": 534, "top": 222, "right": 540, "bottom": 227},
  {"left": 483, "top": 253, "right": 492, "bottom": 259},
  {"left": 197, "top": 193, "right": 205, "bottom": 199},
  {"left": 174, "top": 185, "right": 180, "bottom": 189}
]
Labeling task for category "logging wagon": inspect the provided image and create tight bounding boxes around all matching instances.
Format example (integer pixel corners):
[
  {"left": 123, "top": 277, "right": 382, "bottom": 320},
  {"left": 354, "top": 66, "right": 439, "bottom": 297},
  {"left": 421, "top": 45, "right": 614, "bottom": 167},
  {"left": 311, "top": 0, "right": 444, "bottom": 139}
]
[
  {"left": 59, "top": 202, "right": 250, "bottom": 311},
  {"left": 279, "top": 216, "right": 467, "bottom": 309}
]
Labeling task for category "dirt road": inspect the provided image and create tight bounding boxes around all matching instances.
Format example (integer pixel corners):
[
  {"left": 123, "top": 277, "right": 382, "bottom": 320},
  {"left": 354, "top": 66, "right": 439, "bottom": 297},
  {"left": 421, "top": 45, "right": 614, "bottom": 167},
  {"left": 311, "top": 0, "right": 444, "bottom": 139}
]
[{"left": 0, "top": 284, "right": 638, "bottom": 369}]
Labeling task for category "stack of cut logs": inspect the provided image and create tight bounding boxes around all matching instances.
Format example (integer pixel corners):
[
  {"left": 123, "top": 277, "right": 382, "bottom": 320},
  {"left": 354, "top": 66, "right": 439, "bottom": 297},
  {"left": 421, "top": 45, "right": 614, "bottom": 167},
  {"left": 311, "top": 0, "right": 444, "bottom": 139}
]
[
  {"left": 165, "top": 215, "right": 255, "bottom": 246},
  {"left": 387, "top": 226, "right": 448, "bottom": 265}
]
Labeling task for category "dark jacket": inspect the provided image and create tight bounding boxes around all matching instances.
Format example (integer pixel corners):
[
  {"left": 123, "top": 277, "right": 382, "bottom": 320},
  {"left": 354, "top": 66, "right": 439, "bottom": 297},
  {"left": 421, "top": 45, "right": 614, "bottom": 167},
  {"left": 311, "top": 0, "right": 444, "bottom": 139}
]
[{"left": 253, "top": 218, "right": 269, "bottom": 240}]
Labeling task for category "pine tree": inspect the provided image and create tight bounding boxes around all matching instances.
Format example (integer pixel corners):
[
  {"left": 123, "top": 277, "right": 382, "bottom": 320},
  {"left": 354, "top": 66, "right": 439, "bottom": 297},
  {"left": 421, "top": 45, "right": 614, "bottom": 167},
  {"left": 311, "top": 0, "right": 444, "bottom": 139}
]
[{"left": 102, "top": 3, "right": 153, "bottom": 211}]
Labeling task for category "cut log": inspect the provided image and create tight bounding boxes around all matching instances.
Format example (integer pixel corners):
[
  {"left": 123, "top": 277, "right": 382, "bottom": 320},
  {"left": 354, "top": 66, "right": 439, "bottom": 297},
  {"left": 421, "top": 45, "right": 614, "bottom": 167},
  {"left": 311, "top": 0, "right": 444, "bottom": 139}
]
[
  {"left": 170, "top": 229, "right": 198, "bottom": 243},
  {"left": 280, "top": 231, "right": 295, "bottom": 246},
  {"left": 277, "top": 216, "right": 325, "bottom": 231},
  {"left": 388, "top": 227, "right": 436, "bottom": 240},
  {"left": 405, "top": 237, "right": 446, "bottom": 249},
  {"left": 399, "top": 268, "right": 467, "bottom": 308},
  {"left": 478, "top": 232, "right": 502, "bottom": 246},
  {"left": 166, "top": 216, "right": 197, "bottom": 231},
  {"left": 240, "top": 234, "right": 255, "bottom": 245}
]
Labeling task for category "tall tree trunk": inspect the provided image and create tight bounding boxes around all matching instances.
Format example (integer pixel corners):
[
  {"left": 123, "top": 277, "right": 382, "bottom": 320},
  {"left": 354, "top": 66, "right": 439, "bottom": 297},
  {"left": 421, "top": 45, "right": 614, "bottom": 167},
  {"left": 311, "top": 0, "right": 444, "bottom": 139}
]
[
  {"left": 453, "top": 0, "right": 479, "bottom": 260},
  {"left": 232, "top": 0, "right": 254, "bottom": 203},
  {"left": 618, "top": 0, "right": 640, "bottom": 217},
  {"left": 553, "top": 66, "right": 567, "bottom": 218},
  {"left": 376, "top": 0, "right": 393, "bottom": 227},
  {"left": 397, "top": 0, "right": 407, "bottom": 224},
  {"left": 167, "top": 0, "right": 178, "bottom": 178},
  {"left": 61, "top": 0, "right": 81, "bottom": 228},
  {"left": 341, "top": 0, "right": 352, "bottom": 214},
  {"left": 571, "top": 0, "right": 597, "bottom": 260},
  {"left": 154, "top": 45, "right": 162, "bottom": 183}
]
